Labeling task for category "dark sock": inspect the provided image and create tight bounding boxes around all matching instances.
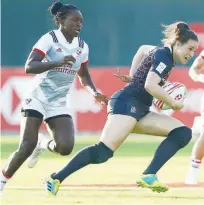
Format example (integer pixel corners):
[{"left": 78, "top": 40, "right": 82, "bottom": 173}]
[
  {"left": 143, "top": 126, "right": 192, "bottom": 175},
  {"left": 52, "top": 142, "right": 113, "bottom": 183}
]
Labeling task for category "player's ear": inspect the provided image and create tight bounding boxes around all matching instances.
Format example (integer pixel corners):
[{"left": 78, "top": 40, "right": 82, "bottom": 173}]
[
  {"left": 58, "top": 19, "right": 63, "bottom": 27},
  {"left": 175, "top": 40, "right": 181, "bottom": 47}
]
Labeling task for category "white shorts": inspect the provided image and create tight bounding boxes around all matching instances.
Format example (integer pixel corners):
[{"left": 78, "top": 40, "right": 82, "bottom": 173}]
[
  {"left": 201, "top": 92, "right": 204, "bottom": 117},
  {"left": 22, "top": 97, "right": 71, "bottom": 120}
]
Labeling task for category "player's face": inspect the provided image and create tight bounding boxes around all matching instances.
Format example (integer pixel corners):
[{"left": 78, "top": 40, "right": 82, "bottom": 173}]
[
  {"left": 174, "top": 39, "right": 199, "bottom": 64},
  {"left": 62, "top": 10, "right": 83, "bottom": 37}
]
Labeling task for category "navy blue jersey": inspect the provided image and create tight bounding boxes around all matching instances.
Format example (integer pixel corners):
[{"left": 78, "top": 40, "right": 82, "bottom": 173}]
[{"left": 120, "top": 47, "right": 174, "bottom": 106}]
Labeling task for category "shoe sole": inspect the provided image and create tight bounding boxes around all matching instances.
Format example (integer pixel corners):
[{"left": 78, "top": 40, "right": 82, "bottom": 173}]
[{"left": 136, "top": 181, "right": 169, "bottom": 193}]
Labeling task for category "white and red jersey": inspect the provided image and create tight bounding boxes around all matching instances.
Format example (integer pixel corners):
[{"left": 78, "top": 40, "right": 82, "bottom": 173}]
[
  {"left": 197, "top": 50, "right": 204, "bottom": 117},
  {"left": 200, "top": 50, "right": 204, "bottom": 60},
  {"left": 26, "top": 29, "right": 89, "bottom": 106}
]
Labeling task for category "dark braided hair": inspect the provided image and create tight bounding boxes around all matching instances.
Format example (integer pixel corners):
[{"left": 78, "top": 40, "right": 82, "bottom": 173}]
[{"left": 49, "top": 1, "right": 79, "bottom": 25}]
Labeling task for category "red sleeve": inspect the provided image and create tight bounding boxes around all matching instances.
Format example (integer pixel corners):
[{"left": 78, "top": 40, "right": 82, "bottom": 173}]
[
  {"left": 81, "top": 60, "right": 88, "bottom": 67},
  {"left": 33, "top": 48, "right": 46, "bottom": 57}
]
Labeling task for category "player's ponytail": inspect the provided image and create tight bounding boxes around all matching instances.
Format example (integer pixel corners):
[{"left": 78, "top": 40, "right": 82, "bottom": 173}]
[
  {"left": 161, "top": 21, "right": 198, "bottom": 45},
  {"left": 49, "top": 1, "right": 63, "bottom": 16}
]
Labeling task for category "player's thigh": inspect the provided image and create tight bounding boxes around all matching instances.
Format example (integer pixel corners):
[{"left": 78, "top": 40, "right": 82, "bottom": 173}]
[
  {"left": 20, "top": 97, "right": 45, "bottom": 144},
  {"left": 132, "top": 112, "right": 184, "bottom": 137},
  {"left": 45, "top": 115, "right": 75, "bottom": 146},
  {"left": 100, "top": 114, "right": 137, "bottom": 151},
  {"left": 20, "top": 109, "right": 43, "bottom": 145},
  {"left": 200, "top": 94, "right": 204, "bottom": 134}
]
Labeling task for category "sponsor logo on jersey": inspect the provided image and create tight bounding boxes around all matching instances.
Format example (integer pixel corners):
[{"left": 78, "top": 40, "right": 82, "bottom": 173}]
[
  {"left": 56, "top": 48, "right": 62, "bottom": 52},
  {"left": 55, "top": 67, "right": 77, "bottom": 75},
  {"left": 25, "top": 98, "right": 32, "bottom": 105},
  {"left": 156, "top": 62, "right": 167, "bottom": 74},
  {"left": 76, "top": 48, "right": 82, "bottom": 56}
]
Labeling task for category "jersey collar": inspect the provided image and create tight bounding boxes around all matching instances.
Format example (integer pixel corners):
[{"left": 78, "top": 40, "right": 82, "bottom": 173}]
[{"left": 56, "top": 28, "right": 77, "bottom": 44}]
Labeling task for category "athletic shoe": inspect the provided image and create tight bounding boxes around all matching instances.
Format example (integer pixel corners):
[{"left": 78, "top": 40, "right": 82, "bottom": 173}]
[{"left": 136, "top": 174, "right": 169, "bottom": 193}]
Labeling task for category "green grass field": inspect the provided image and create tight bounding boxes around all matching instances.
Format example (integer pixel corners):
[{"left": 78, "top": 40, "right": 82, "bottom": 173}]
[{"left": 1, "top": 135, "right": 204, "bottom": 205}]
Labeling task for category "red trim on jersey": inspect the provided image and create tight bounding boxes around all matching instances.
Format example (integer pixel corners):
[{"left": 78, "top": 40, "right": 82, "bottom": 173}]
[
  {"left": 33, "top": 48, "right": 46, "bottom": 57},
  {"left": 201, "top": 55, "right": 204, "bottom": 60},
  {"left": 81, "top": 60, "right": 88, "bottom": 67},
  {"left": 2, "top": 170, "right": 11, "bottom": 179}
]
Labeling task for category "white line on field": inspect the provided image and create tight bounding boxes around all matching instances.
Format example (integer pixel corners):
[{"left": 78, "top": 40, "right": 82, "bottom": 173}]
[
  {"left": 0, "top": 204, "right": 187, "bottom": 205},
  {"left": 4, "top": 204, "right": 188, "bottom": 205},
  {"left": 6, "top": 185, "right": 204, "bottom": 190}
]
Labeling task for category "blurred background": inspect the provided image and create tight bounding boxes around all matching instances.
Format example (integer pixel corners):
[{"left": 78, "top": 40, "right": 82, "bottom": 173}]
[
  {"left": 1, "top": 3, "right": 204, "bottom": 202},
  {"left": 1, "top": 0, "right": 204, "bottom": 133}
]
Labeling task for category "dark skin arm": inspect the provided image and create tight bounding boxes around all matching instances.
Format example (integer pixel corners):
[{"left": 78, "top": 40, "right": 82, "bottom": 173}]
[
  {"left": 77, "top": 63, "right": 108, "bottom": 105},
  {"left": 25, "top": 51, "right": 76, "bottom": 74}
]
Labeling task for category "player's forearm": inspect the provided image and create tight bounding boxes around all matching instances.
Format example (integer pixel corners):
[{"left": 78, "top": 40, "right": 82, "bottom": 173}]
[
  {"left": 189, "top": 65, "right": 200, "bottom": 81},
  {"left": 78, "top": 72, "right": 97, "bottom": 95},
  {"left": 189, "top": 54, "right": 204, "bottom": 82},
  {"left": 25, "top": 61, "right": 60, "bottom": 74},
  {"left": 145, "top": 83, "right": 173, "bottom": 106}
]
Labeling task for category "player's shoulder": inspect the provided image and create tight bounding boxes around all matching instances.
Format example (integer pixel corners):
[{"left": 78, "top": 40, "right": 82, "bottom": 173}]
[
  {"left": 77, "top": 37, "right": 89, "bottom": 54},
  {"left": 199, "top": 49, "right": 204, "bottom": 58},
  {"left": 154, "top": 46, "right": 171, "bottom": 56},
  {"left": 42, "top": 29, "right": 66, "bottom": 43},
  {"left": 77, "top": 36, "right": 88, "bottom": 49},
  {"left": 154, "top": 47, "right": 173, "bottom": 64},
  {"left": 39, "top": 31, "right": 55, "bottom": 42},
  {"left": 83, "top": 40, "right": 89, "bottom": 51}
]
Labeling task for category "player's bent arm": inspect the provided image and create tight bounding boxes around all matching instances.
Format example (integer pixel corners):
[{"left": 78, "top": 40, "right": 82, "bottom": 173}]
[
  {"left": 189, "top": 54, "right": 204, "bottom": 82},
  {"left": 129, "top": 45, "right": 156, "bottom": 77},
  {"left": 145, "top": 72, "right": 174, "bottom": 106},
  {"left": 25, "top": 51, "right": 61, "bottom": 74},
  {"left": 77, "top": 63, "right": 98, "bottom": 95}
]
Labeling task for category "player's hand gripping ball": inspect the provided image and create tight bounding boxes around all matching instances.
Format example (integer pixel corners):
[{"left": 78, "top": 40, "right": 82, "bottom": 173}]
[{"left": 153, "top": 82, "right": 187, "bottom": 110}]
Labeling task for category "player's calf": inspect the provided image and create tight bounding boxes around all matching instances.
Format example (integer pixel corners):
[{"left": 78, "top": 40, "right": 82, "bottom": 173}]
[
  {"left": 143, "top": 126, "right": 192, "bottom": 175},
  {"left": 50, "top": 142, "right": 114, "bottom": 183},
  {"left": 1, "top": 140, "right": 37, "bottom": 193},
  {"left": 7, "top": 140, "right": 37, "bottom": 173},
  {"left": 169, "top": 126, "right": 192, "bottom": 148}
]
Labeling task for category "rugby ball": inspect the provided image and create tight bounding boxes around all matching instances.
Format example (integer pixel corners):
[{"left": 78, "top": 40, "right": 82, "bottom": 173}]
[{"left": 153, "top": 82, "right": 187, "bottom": 110}]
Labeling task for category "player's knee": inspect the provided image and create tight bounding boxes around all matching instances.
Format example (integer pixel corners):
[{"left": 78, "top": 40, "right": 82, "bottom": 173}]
[
  {"left": 91, "top": 142, "right": 113, "bottom": 164},
  {"left": 169, "top": 126, "right": 192, "bottom": 148},
  {"left": 57, "top": 144, "right": 74, "bottom": 156},
  {"left": 18, "top": 140, "right": 37, "bottom": 157},
  {"left": 55, "top": 137, "right": 74, "bottom": 156},
  {"left": 57, "top": 146, "right": 73, "bottom": 156}
]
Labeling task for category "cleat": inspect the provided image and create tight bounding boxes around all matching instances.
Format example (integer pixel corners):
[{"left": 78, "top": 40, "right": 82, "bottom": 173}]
[
  {"left": 0, "top": 181, "right": 6, "bottom": 196},
  {"left": 136, "top": 174, "right": 169, "bottom": 193},
  {"left": 44, "top": 175, "right": 60, "bottom": 196}
]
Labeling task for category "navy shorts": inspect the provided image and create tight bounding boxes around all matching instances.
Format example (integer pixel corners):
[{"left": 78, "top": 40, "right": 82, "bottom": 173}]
[{"left": 108, "top": 91, "right": 150, "bottom": 121}]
